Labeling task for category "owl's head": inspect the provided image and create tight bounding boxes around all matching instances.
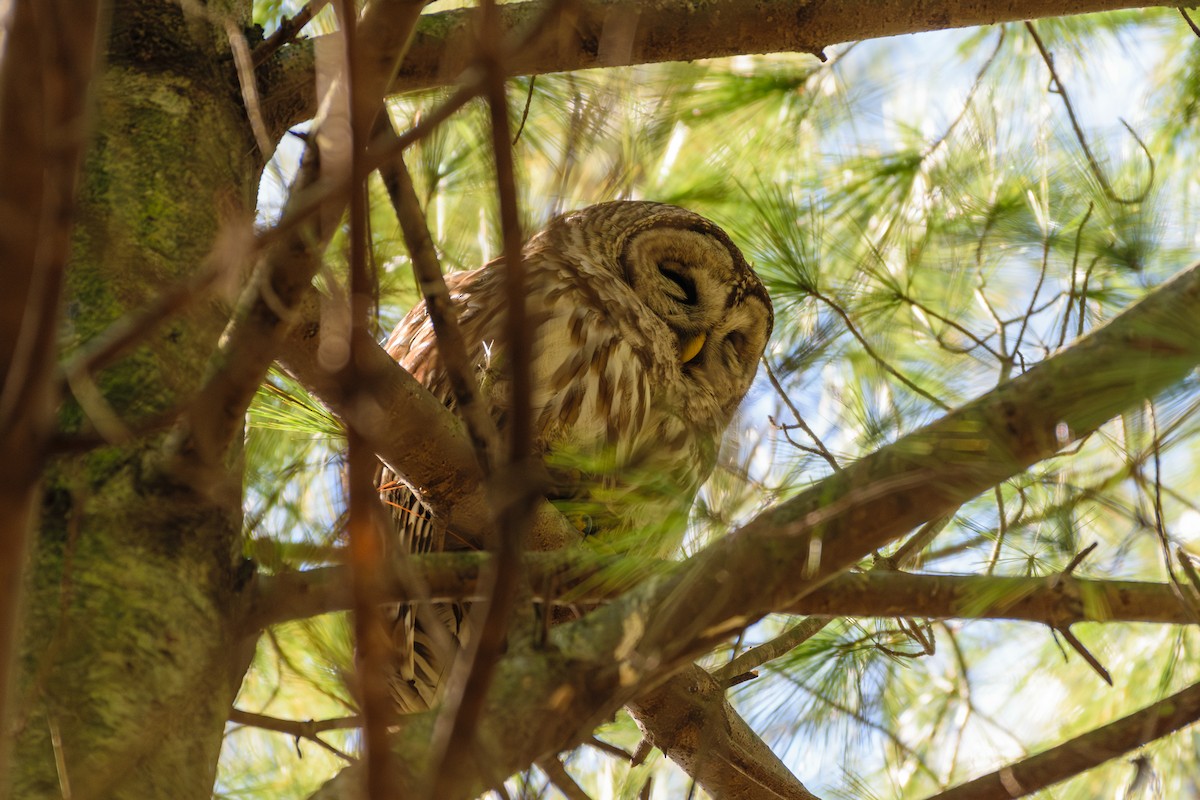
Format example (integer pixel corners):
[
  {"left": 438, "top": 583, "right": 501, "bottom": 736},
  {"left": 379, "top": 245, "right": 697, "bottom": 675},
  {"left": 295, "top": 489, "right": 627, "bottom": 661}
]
[{"left": 552, "top": 201, "right": 774, "bottom": 428}]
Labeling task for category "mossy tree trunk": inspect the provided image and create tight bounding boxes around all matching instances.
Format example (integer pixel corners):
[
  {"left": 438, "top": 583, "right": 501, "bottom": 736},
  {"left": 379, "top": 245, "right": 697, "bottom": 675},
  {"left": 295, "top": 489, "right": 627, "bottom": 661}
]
[{"left": 7, "top": 1, "right": 264, "bottom": 797}]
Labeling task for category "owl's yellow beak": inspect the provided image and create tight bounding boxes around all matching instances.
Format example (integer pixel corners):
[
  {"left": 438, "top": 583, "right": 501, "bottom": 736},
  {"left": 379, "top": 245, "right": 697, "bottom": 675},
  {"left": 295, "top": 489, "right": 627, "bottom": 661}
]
[{"left": 679, "top": 331, "right": 707, "bottom": 364}]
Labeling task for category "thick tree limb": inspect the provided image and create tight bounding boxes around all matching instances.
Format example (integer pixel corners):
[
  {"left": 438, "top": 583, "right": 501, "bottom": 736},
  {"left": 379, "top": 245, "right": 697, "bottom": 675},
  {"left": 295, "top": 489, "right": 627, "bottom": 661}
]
[
  {"left": 927, "top": 679, "right": 1200, "bottom": 799},
  {"left": 628, "top": 666, "right": 820, "bottom": 800},
  {"left": 247, "top": 553, "right": 1200, "bottom": 631},
  {"left": 261, "top": 0, "right": 1180, "bottom": 132}
]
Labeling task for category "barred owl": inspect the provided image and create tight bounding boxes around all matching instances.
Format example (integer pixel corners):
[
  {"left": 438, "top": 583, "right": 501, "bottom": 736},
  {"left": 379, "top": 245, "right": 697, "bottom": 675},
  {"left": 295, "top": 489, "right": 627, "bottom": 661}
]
[{"left": 378, "top": 201, "right": 772, "bottom": 712}]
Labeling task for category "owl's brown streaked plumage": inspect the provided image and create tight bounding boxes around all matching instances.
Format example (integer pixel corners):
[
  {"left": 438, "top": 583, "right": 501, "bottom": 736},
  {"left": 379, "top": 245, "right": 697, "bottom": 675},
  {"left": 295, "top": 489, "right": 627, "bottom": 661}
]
[{"left": 379, "top": 201, "right": 773, "bottom": 712}]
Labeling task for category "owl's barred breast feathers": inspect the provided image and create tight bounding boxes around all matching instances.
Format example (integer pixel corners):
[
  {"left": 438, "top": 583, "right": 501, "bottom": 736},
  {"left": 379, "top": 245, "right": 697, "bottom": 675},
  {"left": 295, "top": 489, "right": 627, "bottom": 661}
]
[{"left": 376, "top": 201, "right": 772, "bottom": 713}]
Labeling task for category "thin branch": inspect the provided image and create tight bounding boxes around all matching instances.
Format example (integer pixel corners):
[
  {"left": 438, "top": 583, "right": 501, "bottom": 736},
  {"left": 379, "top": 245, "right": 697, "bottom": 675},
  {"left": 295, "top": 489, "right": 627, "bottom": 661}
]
[
  {"left": 374, "top": 122, "right": 500, "bottom": 471},
  {"left": 1183, "top": 8, "right": 1200, "bottom": 39},
  {"left": 712, "top": 617, "right": 832, "bottom": 686},
  {"left": 1142, "top": 401, "right": 1200, "bottom": 622},
  {"left": 1051, "top": 625, "right": 1112, "bottom": 685},
  {"left": 225, "top": 19, "right": 274, "bottom": 157},
  {"left": 1025, "top": 21, "right": 1153, "bottom": 205},
  {"left": 764, "top": 360, "right": 841, "bottom": 473},
  {"left": 922, "top": 27, "right": 1005, "bottom": 158},
  {"left": 927, "top": 680, "right": 1200, "bottom": 800},
  {"left": 228, "top": 708, "right": 358, "bottom": 763},
  {"left": 430, "top": 2, "right": 535, "bottom": 790},
  {"left": 1009, "top": 236, "right": 1051, "bottom": 369},
  {"left": 252, "top": 1, "right": 329, "bottom": 67},
  {"left": 586, "top": 737, "right": 632, "bottom": 761},
  {"left": 536, "top": 758, "right": 593, "bottom": 800},
  {"left": 812, "top": 288, "right": 951, "bottom": 410},
  {"left": 1056, "top": 202, "right": 1094, "bottom": 350},
  {"left": 337, "top": 0, "right": 398, "bottom": 794}
]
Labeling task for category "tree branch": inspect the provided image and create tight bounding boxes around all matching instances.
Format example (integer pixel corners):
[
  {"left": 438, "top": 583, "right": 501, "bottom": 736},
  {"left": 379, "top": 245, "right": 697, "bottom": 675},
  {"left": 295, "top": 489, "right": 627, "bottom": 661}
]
[
  {"left": 927, "top": 680, "right": 1200, "bottom": 799},
  {"left": 261, "top": 0, "right": 1173, "bottom": 133},
  {"left": 628, "top": 666, "right": 821, "bottom": 800},
  {"left": 246, "top": 553, "right": 1200, "bottom": 632}
]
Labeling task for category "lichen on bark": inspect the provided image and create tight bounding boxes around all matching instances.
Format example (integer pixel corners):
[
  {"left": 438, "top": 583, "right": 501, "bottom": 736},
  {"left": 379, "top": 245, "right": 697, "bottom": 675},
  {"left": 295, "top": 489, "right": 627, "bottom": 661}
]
[{"left": 11, "top": 3, "right": 263, "bottom": 796}]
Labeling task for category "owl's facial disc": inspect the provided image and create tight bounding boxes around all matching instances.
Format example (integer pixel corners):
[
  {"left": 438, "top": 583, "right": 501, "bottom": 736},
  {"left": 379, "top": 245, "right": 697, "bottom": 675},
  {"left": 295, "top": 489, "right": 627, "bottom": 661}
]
[{"left": 618, "top": 215, "right": 772, "bottom": 418}]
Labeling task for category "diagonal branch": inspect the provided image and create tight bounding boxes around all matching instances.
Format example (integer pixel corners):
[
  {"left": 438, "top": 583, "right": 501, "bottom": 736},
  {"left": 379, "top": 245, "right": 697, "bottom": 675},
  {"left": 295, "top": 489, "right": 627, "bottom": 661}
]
[
  {"left": 628, "top": 666, "right": 820, "bottom": 800},
  {"left": 630, "top": 259, "right": 1200, "bottom": 679},
  {"left": 927, "top": 679, "right": 1200, "bottom": 799}
]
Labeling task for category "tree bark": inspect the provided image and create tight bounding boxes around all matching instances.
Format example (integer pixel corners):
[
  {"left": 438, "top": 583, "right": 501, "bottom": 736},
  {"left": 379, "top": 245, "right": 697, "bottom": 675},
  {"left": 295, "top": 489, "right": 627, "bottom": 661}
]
[
  {"left": 7, "top": 1, "right": 263, "bottom": 797},
  {"left": 262, "top": 0, "right": 1179, "bottom": 133}
]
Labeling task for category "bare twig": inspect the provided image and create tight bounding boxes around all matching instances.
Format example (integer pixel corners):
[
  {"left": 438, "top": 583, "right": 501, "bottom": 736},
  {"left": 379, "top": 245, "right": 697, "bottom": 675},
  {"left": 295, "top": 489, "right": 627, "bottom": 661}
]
[
  {"left": 812, "top": 288, "right": 951, "bottom": 410},
  {"left": 225, "top": 19, "right": 274, "bottom": 157},
  {"left": 1183, "top": 8, "right": 1200, "bottom": 39},
  {"left": 252, "top": 1, "right": 330, "bottom": 67},
  {"left": 536, "top": 757, "right": 593, "bottom": 800},
  {"left": 1056, "top": 202, "right": 1094, "bottom": 350},
  {"left": 890, "top": 511, "right": 956, "bottom": 569},
  {"left": 764, "top": 359, "right": 841, "bottom": 473},
  {"left": 1052, "top": 625, "right": 1112, "bottom": 685},
  {"left": 712, "top": 617, "right": 832, "bottom": 685},
  {"left": 586, "top": 737, "right": 632, "bottom": 761},
  {"left": 1142, "top": 401, "right": 1200, "bottom": 622},
  {"left": 1061, "top": 542, "right": 1097, "bottom": 576},
  {"left": 429, "top": 1, "right": 537, "bottom": 790},
  {"left": 228, "top": 708, "right": 359, "bottom": 762},
  {"left": 922, "top": 28, "right": 1005, "bottom": 158},
  {"left": 1025, "top": 21, "right": 1154, "bottom": 205},
  {"left": 336, "top": 0, "right": 398, "bottom": 794},
  {"left": 374, "top": 121, "right": 500, "bottom": 470},
  {"left": 513, "top": 75, "right": 537, "bottom": 144}
]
